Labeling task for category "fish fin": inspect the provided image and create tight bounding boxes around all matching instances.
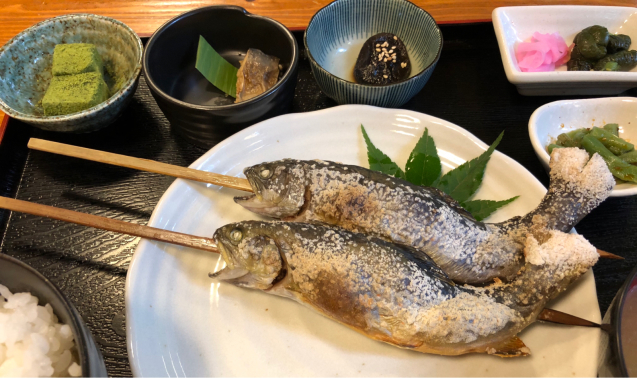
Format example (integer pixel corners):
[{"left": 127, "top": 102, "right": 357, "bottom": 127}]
[{"left": 486, "top": 336, "right": 531, "bottom": 357}]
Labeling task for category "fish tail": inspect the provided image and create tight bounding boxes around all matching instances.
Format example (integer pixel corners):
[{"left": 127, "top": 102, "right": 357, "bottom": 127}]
[{"left": 498, "top": 148, "right": 614, "bottom": 234}]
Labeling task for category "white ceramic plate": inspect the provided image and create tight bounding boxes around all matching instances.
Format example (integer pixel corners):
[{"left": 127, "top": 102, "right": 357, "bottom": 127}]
[
  {"left": 493, "top": 6, "right": 637, "bottom": 96},
  {"left": 529, "top": 97, "right": 637, "bottom": 197},
  {"left": 126, "top": 105, "right": 601, "bottom": 377}
]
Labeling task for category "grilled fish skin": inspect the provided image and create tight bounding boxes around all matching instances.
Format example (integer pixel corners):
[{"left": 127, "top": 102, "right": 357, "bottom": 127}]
[
  {"left": 235, "top": 148, "right": 613, "bottom": 284},
  {"left": 211, "top": 221, "right": 599, "bottom": 356}
]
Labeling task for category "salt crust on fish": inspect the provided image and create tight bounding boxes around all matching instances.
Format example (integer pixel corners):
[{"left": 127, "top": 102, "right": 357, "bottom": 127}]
[
  {"left": 238, "top": 148, "right": 613, "bottom": 284},
  {"left": 212, "top": 218, "right": 600, "bottom": 356}
]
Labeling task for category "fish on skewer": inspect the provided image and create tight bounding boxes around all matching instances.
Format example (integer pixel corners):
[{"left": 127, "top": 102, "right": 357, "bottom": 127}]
[
  {"left": 211, "top": 220, "right": 599, "bottom": 357},
  {"left": 235, "top": 148, "right": 614, "bottom": 284}
]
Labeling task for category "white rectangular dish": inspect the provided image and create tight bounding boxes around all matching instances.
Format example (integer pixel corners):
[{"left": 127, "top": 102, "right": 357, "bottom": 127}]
[
  {"left": 529, "top": 97, "right": 637, "bottom": 196},
  {"left": 493, "top": 6, "right": 637, "bottom": 96}
]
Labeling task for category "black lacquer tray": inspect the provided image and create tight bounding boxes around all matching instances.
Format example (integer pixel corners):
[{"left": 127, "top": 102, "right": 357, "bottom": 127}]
[{"left": 1, "top": 25, "right": 636, "bottom": 376}]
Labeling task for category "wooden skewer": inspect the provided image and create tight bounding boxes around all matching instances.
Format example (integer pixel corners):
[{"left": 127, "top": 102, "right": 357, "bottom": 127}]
[
  {"left": 0, "top": 197, "right": 619, "bottom": 329},
  {"left": 0, "top": 196, "right": 219, "bottom": 254},
  {"left": 23, "top": 139, "right": 626, "bottom": 261},
  {"left": 27, "top": 138, "right": 253, "bottom": 193},
  {"left": 597, "top": 249, "right": 623, "bottom": 260},
  {"left": 538, "top": 308, "right": 612, "bottom": 332}
]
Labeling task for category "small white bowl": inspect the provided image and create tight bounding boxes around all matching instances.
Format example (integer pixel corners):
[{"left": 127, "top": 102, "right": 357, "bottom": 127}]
[
  {"left": 529, "top": 97, "right": 637, "bottom": 197},
  {"left": 493, "top": 6, "right": 637, "bottom": 96}
]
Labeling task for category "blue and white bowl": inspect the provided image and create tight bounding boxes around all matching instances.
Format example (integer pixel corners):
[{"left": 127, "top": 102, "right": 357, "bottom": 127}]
[{"left": 304, "top": 0, "right": 442, "bottom": 107}]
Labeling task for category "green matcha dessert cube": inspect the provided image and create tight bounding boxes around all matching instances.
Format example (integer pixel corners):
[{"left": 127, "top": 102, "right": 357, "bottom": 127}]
[
  {"left": 52, "top": 43, "right": 104, "bottom": 76},
  {"left": 42, "top": 72, "right": 109, "bottom": 116}
]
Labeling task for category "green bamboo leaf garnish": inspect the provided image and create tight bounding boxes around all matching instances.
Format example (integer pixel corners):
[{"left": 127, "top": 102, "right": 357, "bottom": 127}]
[
  {"left": 195, "top": 35, "right": 237, "bottom": 98},
  {"left": 433, "top": 131, "right": 504, "bottom": 204},
  {"left": 361, "top": 125, "right": 405, "bottom": 179},
  {"left": 405, "top": 127, "right": 441, "bottom": 187},
  {"left": 461, "top": 197, "right": 519, "bottom": 222}
]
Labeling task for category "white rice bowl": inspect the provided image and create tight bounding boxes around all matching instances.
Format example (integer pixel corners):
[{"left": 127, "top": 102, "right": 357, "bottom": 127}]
[{"left": 0, "top": 284, "right": 81, "bottom": 377}]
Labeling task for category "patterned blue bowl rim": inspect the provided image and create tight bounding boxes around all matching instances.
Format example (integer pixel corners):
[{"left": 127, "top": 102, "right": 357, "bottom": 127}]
[
  {"left": 142, "top": 5, "right": 300, "bottom": 111},
  {"left": 0, "top": 13, "right": 143, "bottom": 122},
  {"left": 303, "top": 0, "right": 443, "bottom": 88}
]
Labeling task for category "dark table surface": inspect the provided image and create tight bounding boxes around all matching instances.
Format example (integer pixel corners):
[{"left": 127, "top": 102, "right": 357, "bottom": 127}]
[{"left": 1, "top": 23, "right": 636, "bottom": 376}]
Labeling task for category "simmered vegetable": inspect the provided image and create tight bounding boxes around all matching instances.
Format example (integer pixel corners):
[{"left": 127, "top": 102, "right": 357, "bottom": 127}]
[
  {"left": 581, "top": 135, "right": 637, "bottom": 183},
  {"left": 549, "top": 123, "right": 637, "bottom": 184},
  {"left": 620, "top": 150, "right": 637, "bottom": 164},
  {"left": 589, "top": 126, "right": 633, "bottom": 155},
  {"left": 547, "top": 144, "right": 564, "bottom": 154},
  {"left": 603, "top": 123, "right": 619, "bottom": 137}
]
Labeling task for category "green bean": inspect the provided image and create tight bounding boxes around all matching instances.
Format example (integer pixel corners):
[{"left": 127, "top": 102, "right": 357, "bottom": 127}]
[
  {"left": 566, "top": 128, "right": 590, "bottom": 138},
  {"left": 589, "top": 126, "right": 634, "bottom": 154},
  {"left": 557, "top": 133, "right": 579, "bottom": 148},
  {"left": 581, "top": 135, "right": 637, "bottom": 183},
  {"left": 603, "top": 123, "right": 619, "bottom": 137},
  {"left": 620, "top": 150, "right": 637, "bottom": 164},
  {"left": 547, "top": 144, "right": 564, "bottom": 155}
]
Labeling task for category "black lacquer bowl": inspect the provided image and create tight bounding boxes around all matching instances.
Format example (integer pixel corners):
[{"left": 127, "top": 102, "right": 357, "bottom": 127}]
[
  {"left": 599, "top": 264, "right": 637, "bottom": 377},
  {"left": 143, "top": 6, "right": 299, "bottom": 148},
  {"left": 0, "top": 254, "right": 107, "bottom": 376}
]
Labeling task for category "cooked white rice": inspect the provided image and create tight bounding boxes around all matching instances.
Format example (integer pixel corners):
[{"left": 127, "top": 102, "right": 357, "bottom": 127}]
[{"left": 0, "top": 284, "right": 81, "bottom": 377}]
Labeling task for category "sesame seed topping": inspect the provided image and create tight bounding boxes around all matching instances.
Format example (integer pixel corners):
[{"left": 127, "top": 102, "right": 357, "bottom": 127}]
[
  {"left": 376, "top": 48, "right": 380, "bottom": 52},
  {"left": 392, "top": 46, "right": 396, "bottom": 49},
  {"left": 384, "top": 58, "right": 388, "bottom": 62},
  {"left": 401, "top": 62, "right": 407, "bottom": 68},
  {"left": 383, "top": 75, "right": 388, "bottom": 78},
  {"left": 393, "top": 36, "right": 398, "bottom": 40},
  {"left": 388, "top": 49, "right": 394, "bottom": 54},
  {"left": 378, "top": 54, "right": 383, "bottom": 61},
  {"left": 376, "top": 44, "right": 380, "bottom": 47}
]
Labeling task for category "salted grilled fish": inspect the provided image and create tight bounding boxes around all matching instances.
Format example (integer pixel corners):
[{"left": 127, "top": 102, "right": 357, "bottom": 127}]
[
  {"left": 211, "top": 220, "right": 599, "bottom": 356},
  {"left": 235, "top": 148, "right": 613, "bottom": 284}
]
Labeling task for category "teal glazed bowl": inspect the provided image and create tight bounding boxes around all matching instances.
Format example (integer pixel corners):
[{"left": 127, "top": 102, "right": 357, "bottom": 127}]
[
  {"left": 0, "top": 14, "right": 143, "bottom": 133},
  {"left": 304, "top": 0, "right": 442, "bottom": 107}
]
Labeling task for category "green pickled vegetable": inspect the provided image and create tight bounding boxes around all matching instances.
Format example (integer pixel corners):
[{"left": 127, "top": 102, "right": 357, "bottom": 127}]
[
  {"left": 581, "top": 135, "right": 637, "bottom": 183},
  {"left": 575, "top": 25, "right": 609, "bottom": 60},
  {"left": 594, "top": 50, "right": 637, "bottom": 71},
  {"left": 620, "top": 150, "right": 637, "bottom": 164},
  {"left": 608, "top": 34, "right": 632, "bottom": 54},
  {"left": 547, "top": 144, "right": 564, "bottom": 155},
  {"left": 603, "top": 123, "right": 619, "bottom": 137},
  {"left": 567, "top": 46, "right": 594, "bottom": 71},
  {"left": 601, "top": 61, "right": 619, "bottom": 71},
  {"left": 589, "top": 126, "right": 634, "bottom": 154}
]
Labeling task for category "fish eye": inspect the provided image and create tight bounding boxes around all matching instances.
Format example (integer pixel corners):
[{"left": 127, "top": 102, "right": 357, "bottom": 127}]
[
  {"left": 259, "top": 166, "right": 272, "bottom": 179},
  {"left": 229, "top": 228, "right": 243, "bottom": 243}
]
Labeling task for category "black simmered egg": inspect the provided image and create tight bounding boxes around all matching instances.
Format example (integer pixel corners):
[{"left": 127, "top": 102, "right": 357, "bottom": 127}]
[{"left": 354, "top": 33, "right": 411, "bottom": 85}]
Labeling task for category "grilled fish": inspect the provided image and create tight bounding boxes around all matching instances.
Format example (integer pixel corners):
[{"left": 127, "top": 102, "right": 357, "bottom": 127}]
[
  {"left": 235, "top": 148, "right": 613, "bottom": 284},
  {"left": 211, "top": 220, "right": 599, "bottom": 356}
]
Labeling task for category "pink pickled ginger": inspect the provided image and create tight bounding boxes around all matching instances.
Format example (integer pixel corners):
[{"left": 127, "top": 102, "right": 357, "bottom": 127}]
[{"left": 515, "top": 32, "right": 568, "bottom": 72}]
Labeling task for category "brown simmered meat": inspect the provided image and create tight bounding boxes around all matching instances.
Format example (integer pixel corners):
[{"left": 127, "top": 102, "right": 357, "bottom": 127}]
[
  {"left": 354, "top": 33, "right": 411, "bottom": 85},
  {"left": 235, "top": 48, "right": 280, "bottom": 103}
]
